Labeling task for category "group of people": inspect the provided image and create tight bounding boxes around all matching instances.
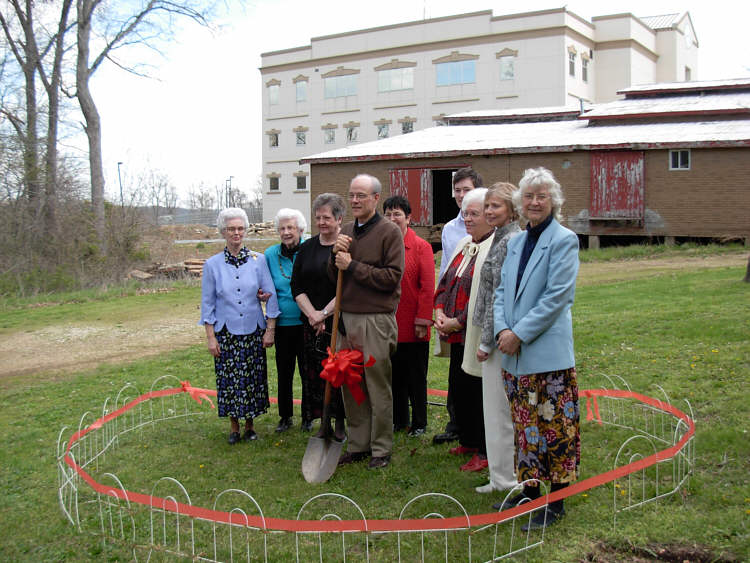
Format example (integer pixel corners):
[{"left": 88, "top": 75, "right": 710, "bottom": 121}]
[{"left": 199, "top": 166, "right": 580, "bottom": 529}]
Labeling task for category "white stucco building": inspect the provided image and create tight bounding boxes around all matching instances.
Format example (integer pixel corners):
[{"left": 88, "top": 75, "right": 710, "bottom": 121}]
[{"left": 259, "top": 7, "right": 698, "bottom": 223}]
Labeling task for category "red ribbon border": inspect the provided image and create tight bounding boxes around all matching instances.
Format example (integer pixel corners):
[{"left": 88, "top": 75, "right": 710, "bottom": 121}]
[{"left": 63, "top": 386, "right": 694, "bottom": 533}]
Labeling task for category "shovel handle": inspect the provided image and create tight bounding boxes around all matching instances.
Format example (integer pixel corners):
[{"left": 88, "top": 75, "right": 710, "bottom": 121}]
[{"left": 321, "top": 268, "right": 344, "bottom": 424}]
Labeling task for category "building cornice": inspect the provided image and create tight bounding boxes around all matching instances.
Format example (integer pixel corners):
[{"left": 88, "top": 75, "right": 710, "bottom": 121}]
[{"left": 260, "top": 26, "right": 588, "bottom": 75}]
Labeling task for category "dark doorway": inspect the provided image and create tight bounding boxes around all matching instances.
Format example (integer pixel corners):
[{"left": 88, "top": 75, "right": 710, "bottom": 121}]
[{"left": 432, "top": 168, "right": 458, "bottom": 225}]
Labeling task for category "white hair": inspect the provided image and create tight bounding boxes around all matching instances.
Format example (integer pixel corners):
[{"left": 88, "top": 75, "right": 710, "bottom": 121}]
[
  {"left": 274, "top": 208, "right": 307, "bottom": 232},
  {"left": 461, "top": 187, "right": 488, "bottom": 213},
  {"left": 514, "top": 167, "right": 565, "bottom": 222},
  {"left": 217, "top": 208, "right": 249, "bottom": 232}
]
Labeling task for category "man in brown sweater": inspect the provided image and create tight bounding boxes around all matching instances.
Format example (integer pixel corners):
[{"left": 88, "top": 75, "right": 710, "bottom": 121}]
[{"left": 330, "top": 173, "right": 404, "bottom": 469}]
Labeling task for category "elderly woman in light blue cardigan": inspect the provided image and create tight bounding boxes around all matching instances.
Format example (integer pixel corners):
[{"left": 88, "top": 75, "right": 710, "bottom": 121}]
[
  {"left": 493, "top": 167, "right": 580, "bottom": 530},
  {"left": 200, "top": 208, "right": 280, "bottom": 445},
  {"left": 264, "top": 208, "right": 306, "bottom": 434}
]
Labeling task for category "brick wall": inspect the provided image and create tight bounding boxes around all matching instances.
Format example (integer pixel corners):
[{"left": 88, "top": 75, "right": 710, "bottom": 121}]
[{"left": 310, "top": 147, "right": 750, "bottom": 239}]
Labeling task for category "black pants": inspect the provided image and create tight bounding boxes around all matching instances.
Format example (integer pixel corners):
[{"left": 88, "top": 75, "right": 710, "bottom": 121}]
[
  {"left": 392, "top": 341, "right": 429, "bottom": 430},
  {"left": 450, "top": 343, "right": 486, "bottom": 454},
  {"left": 274, "top": 325, "right": 303, "bottom": 419}
]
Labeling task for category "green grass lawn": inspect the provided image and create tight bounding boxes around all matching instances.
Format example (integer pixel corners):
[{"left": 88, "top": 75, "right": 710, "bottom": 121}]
[{"left": 0, "top": 254, "right": 748, "bottom": 561}]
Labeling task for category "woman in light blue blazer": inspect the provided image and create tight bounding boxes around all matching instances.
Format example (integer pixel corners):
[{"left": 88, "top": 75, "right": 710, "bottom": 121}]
[
  {"left": 200, "top": 208, "right": 280, "bottom": 445},
  {"left": 492, "top": 168, "right": 580, "bottom": 530}
]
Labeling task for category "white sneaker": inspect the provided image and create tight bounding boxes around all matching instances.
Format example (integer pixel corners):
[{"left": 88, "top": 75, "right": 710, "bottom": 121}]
[{"left": 475, "top": 482, "right": 497, "bottom": 494}]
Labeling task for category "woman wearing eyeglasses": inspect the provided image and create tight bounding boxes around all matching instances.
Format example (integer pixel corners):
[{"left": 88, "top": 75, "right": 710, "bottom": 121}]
[
  {"left": 200, "top": 208, "right": 280, "bottom": 445},
  {"left": 492, "top": 167, "right": 580, "bottom": 530}
]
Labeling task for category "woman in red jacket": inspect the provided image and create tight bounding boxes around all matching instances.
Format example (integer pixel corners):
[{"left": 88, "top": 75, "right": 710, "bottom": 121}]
[{"left": 384, "top": 195, "right": 435, "bottom": 436}]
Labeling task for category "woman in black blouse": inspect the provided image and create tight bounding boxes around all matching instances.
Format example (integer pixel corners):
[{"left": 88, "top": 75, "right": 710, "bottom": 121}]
[{"left": 290, "top": 193, "right": 347, "bottom": 438}]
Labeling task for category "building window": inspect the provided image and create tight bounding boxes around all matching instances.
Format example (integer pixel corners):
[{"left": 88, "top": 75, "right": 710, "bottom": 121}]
[
  {"left": 324, "top": 75, "right": 357, "bottom": 98},
  {"left": 296, "top": 176, "right": 306, "bottom": 191},
  {"left": 669, "top": 149, "right": 690, "bottom": 170},
  {"left": 499, "top": 56, "right": 514, "bottom": 80},
  {"left": 378, "top": 67, "right": 414, "bottom": 92},
  {"left": 401, "top": 121, "right": 413, "bottom": 134},
  {"left": 268, "top": 84, "right": 279, "bottom": 105},
  {"left": 346, "top": 126, "right": 358, "bottom": 143},
  {"left": 296, "top": 131, "right": 306, "bottom": 145},
  {"left": 436, "top": 60, "right": 475, "bottom": 86},
  {"left": 685, "top": 66, "right": 692, "bottom": 81},
  {"left": 324, "top": 129, "right": 335, "bottom": 144},
  {"left": 269, "top": 177, "right": 279, "bottom": 191},
  {"left": 296, "top": 81, "right": 307, "bottom": 102},
  {"left": 582, "top": 58, "right": 589, "bottom": 83},
  {"left": 568, "top": 52, "right": 576, "bottom": 77},
  {"left": 269, "top": 133, "right": 279, "bottom": 147},
  {"left": 377, "top": 123, "right": 389, "bottom": 139}
]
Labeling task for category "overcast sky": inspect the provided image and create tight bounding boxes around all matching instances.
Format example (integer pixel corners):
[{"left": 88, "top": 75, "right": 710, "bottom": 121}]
[{"left": 90, "top": 0, "right": 750, "bottom": 206}]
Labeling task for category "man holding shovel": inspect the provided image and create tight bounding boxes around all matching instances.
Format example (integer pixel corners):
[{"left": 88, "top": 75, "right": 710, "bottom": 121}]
[{"left": 329, "top": 174, "right": 404, "bottom": 469}]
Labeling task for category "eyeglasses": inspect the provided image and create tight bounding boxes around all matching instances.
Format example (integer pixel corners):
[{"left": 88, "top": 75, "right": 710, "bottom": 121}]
[
  {"left": 225, "top": 227, "right": 245, "bottom": 233},
  {"left": 522, "top": 193, "right": 550, "bottom": 203},
  {"left": 348, "top": 192, "right": 373, "bottom": 201}
]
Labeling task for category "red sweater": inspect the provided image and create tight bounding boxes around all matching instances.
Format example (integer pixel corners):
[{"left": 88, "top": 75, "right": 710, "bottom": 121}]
[{"left": 396, "top": 228, "right": 435, "bottom": 342}]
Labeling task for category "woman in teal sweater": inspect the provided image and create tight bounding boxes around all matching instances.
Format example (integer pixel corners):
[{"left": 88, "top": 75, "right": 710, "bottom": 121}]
[{"left": 265, "top": 208, "right": 306, "bottom": 433}]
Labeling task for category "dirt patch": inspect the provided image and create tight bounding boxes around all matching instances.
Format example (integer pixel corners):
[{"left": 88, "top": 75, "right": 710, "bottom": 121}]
[
  {"left": 581, "top": 541, "right": 740, "bottom": 562},
  {"left": 578, "top": 253, "right": 746, "bottom": 286},
  {"left": 0, "top": 317, "right": 203, "bottom": 379}
]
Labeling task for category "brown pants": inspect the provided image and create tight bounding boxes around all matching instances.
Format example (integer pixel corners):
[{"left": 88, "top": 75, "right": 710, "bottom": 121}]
[{"left": 338, "top": 312, "right": 397, "bottom": 458}]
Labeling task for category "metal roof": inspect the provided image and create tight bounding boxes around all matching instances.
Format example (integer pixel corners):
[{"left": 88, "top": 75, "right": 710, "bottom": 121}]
[
  {"left": 300, "top": 118, "right": 750, "bottom": 164},
  {"left": 582, "top": 92, "right": 750, "bottom": 120},
  {"left": 444, "top": 106, "right": 583, "bottom": 124},
  {"left": 619, "top": 78, "right": 750, "bottom": 97},
  {"left": 639, "top": 13, "right": 681, "bottom": 30}
]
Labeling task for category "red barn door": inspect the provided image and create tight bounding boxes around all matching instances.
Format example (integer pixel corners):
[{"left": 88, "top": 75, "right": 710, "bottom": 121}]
[{"left": 590, "top": 151, "right": 645, "bottom": 220}]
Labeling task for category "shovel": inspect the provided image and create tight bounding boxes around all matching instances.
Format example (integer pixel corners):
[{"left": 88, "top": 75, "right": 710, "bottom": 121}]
[{"left": 301, "top": 269, "right": 345, "bottom": 483}]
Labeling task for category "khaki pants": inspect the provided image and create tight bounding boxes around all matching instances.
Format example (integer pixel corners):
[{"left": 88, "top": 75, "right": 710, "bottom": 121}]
[{"left": 338, "top": 312, "right": 397, "bottom": 458}]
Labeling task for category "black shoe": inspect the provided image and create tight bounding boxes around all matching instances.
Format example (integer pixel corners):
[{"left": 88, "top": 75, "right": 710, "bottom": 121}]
[
  {"left": 301, "top": 419, "right": 313, "bottom": 432},
  {"left": 432, "top": 431, "right": 459, "bottom": 445},
  {"left": 408, "top": 427, "right": 426, "bottom": 437},
  {"left": 368, "top": 455, "right": 391, "bottom": 469},
  {"left": 338, "top": 450, "right": 371, "bottom": 466},
  {"left": 521, "top": 506, "right": 565, "bottom": 531},
  {"left": 228, "top": 432, "right": 241, "bottom": 445},
  {"left": 242, "top": 429, "right": 258, "bottom": 441},
  {"left": 275, "top": 417, "right": 292, "bottom": 433},
  {"left": 492, "top": 492, "right": 530, "bottom": 511}
]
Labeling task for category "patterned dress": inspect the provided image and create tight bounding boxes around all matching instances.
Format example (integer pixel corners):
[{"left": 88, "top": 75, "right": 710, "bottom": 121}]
[
  {"left": 214, "top": 248, "right": 270, "bottom": 419},
  {"left": 503, "top": 367, "right": 581, "bottom": 483}
]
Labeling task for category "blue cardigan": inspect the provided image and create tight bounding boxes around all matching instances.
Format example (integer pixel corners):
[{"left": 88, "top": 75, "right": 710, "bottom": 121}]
[
  {"left": 493, "top": 218, "right": 579, "bottom": 376},
  {"left": 199, "top": 250, "right": 280, "bottom": 335},
  {"left": 264, "top": 243, "right": 303, "bottom": 327}
]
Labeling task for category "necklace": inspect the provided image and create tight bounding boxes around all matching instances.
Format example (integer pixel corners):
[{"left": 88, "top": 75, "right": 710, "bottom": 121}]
[{"left": 277, "top": 251, "right": 293, "bottom": 279}]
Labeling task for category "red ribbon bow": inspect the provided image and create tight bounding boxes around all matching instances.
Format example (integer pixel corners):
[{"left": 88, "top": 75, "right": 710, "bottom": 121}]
[
  {"left": 320, "top": 347, "right": 375, "bottom": 405},
  {"left": 181, "top": 380, "right": 215, "bottom": 409}
]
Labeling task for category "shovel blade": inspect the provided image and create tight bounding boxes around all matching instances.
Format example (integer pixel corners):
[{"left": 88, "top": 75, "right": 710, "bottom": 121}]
[{"left": 302, "top": 436, "right": 344, "bottom": 483}]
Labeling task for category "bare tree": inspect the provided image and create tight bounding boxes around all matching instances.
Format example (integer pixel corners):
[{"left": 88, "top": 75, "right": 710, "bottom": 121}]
[
  {"left": 74, "top": 0, "right": 212, "bottom": 250},
  {"left": 0, "top": 0, "right": 74, "bottom": 242},
  {"left": 187, "top": 182, "right": 214, "bottom": 210}
]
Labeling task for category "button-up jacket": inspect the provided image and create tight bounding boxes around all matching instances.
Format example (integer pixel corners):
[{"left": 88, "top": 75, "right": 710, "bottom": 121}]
[{"left": 199, "top": 250, "right": 280, "bottom": 335}]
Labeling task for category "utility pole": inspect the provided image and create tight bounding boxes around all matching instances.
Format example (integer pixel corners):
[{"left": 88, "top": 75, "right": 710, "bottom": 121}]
[
  {"left": 226, "top": 176, "right": 234, "bottom": 207},
  {"left": 117, "top": 162, "right": 124, "bottom": 206}
]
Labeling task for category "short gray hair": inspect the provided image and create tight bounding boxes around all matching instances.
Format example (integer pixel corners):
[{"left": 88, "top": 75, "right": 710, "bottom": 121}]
[
  {"left": 312, "top": 193, "right": 346, "bottom": 220},
  {"left": 274, "top": 208, "right": 307, "bottom": 232},
  {"left": 514, "top": 167, "right": 565, "bottom": 222},
  {"left": 217, "top": 208, "right": 249, "bottom": 232},
  {"left": 461, "top": 187, "right": 488, "bottom": 213},
  {"left": 351, "top": 174, "right": 382, "bottom": 195}
]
